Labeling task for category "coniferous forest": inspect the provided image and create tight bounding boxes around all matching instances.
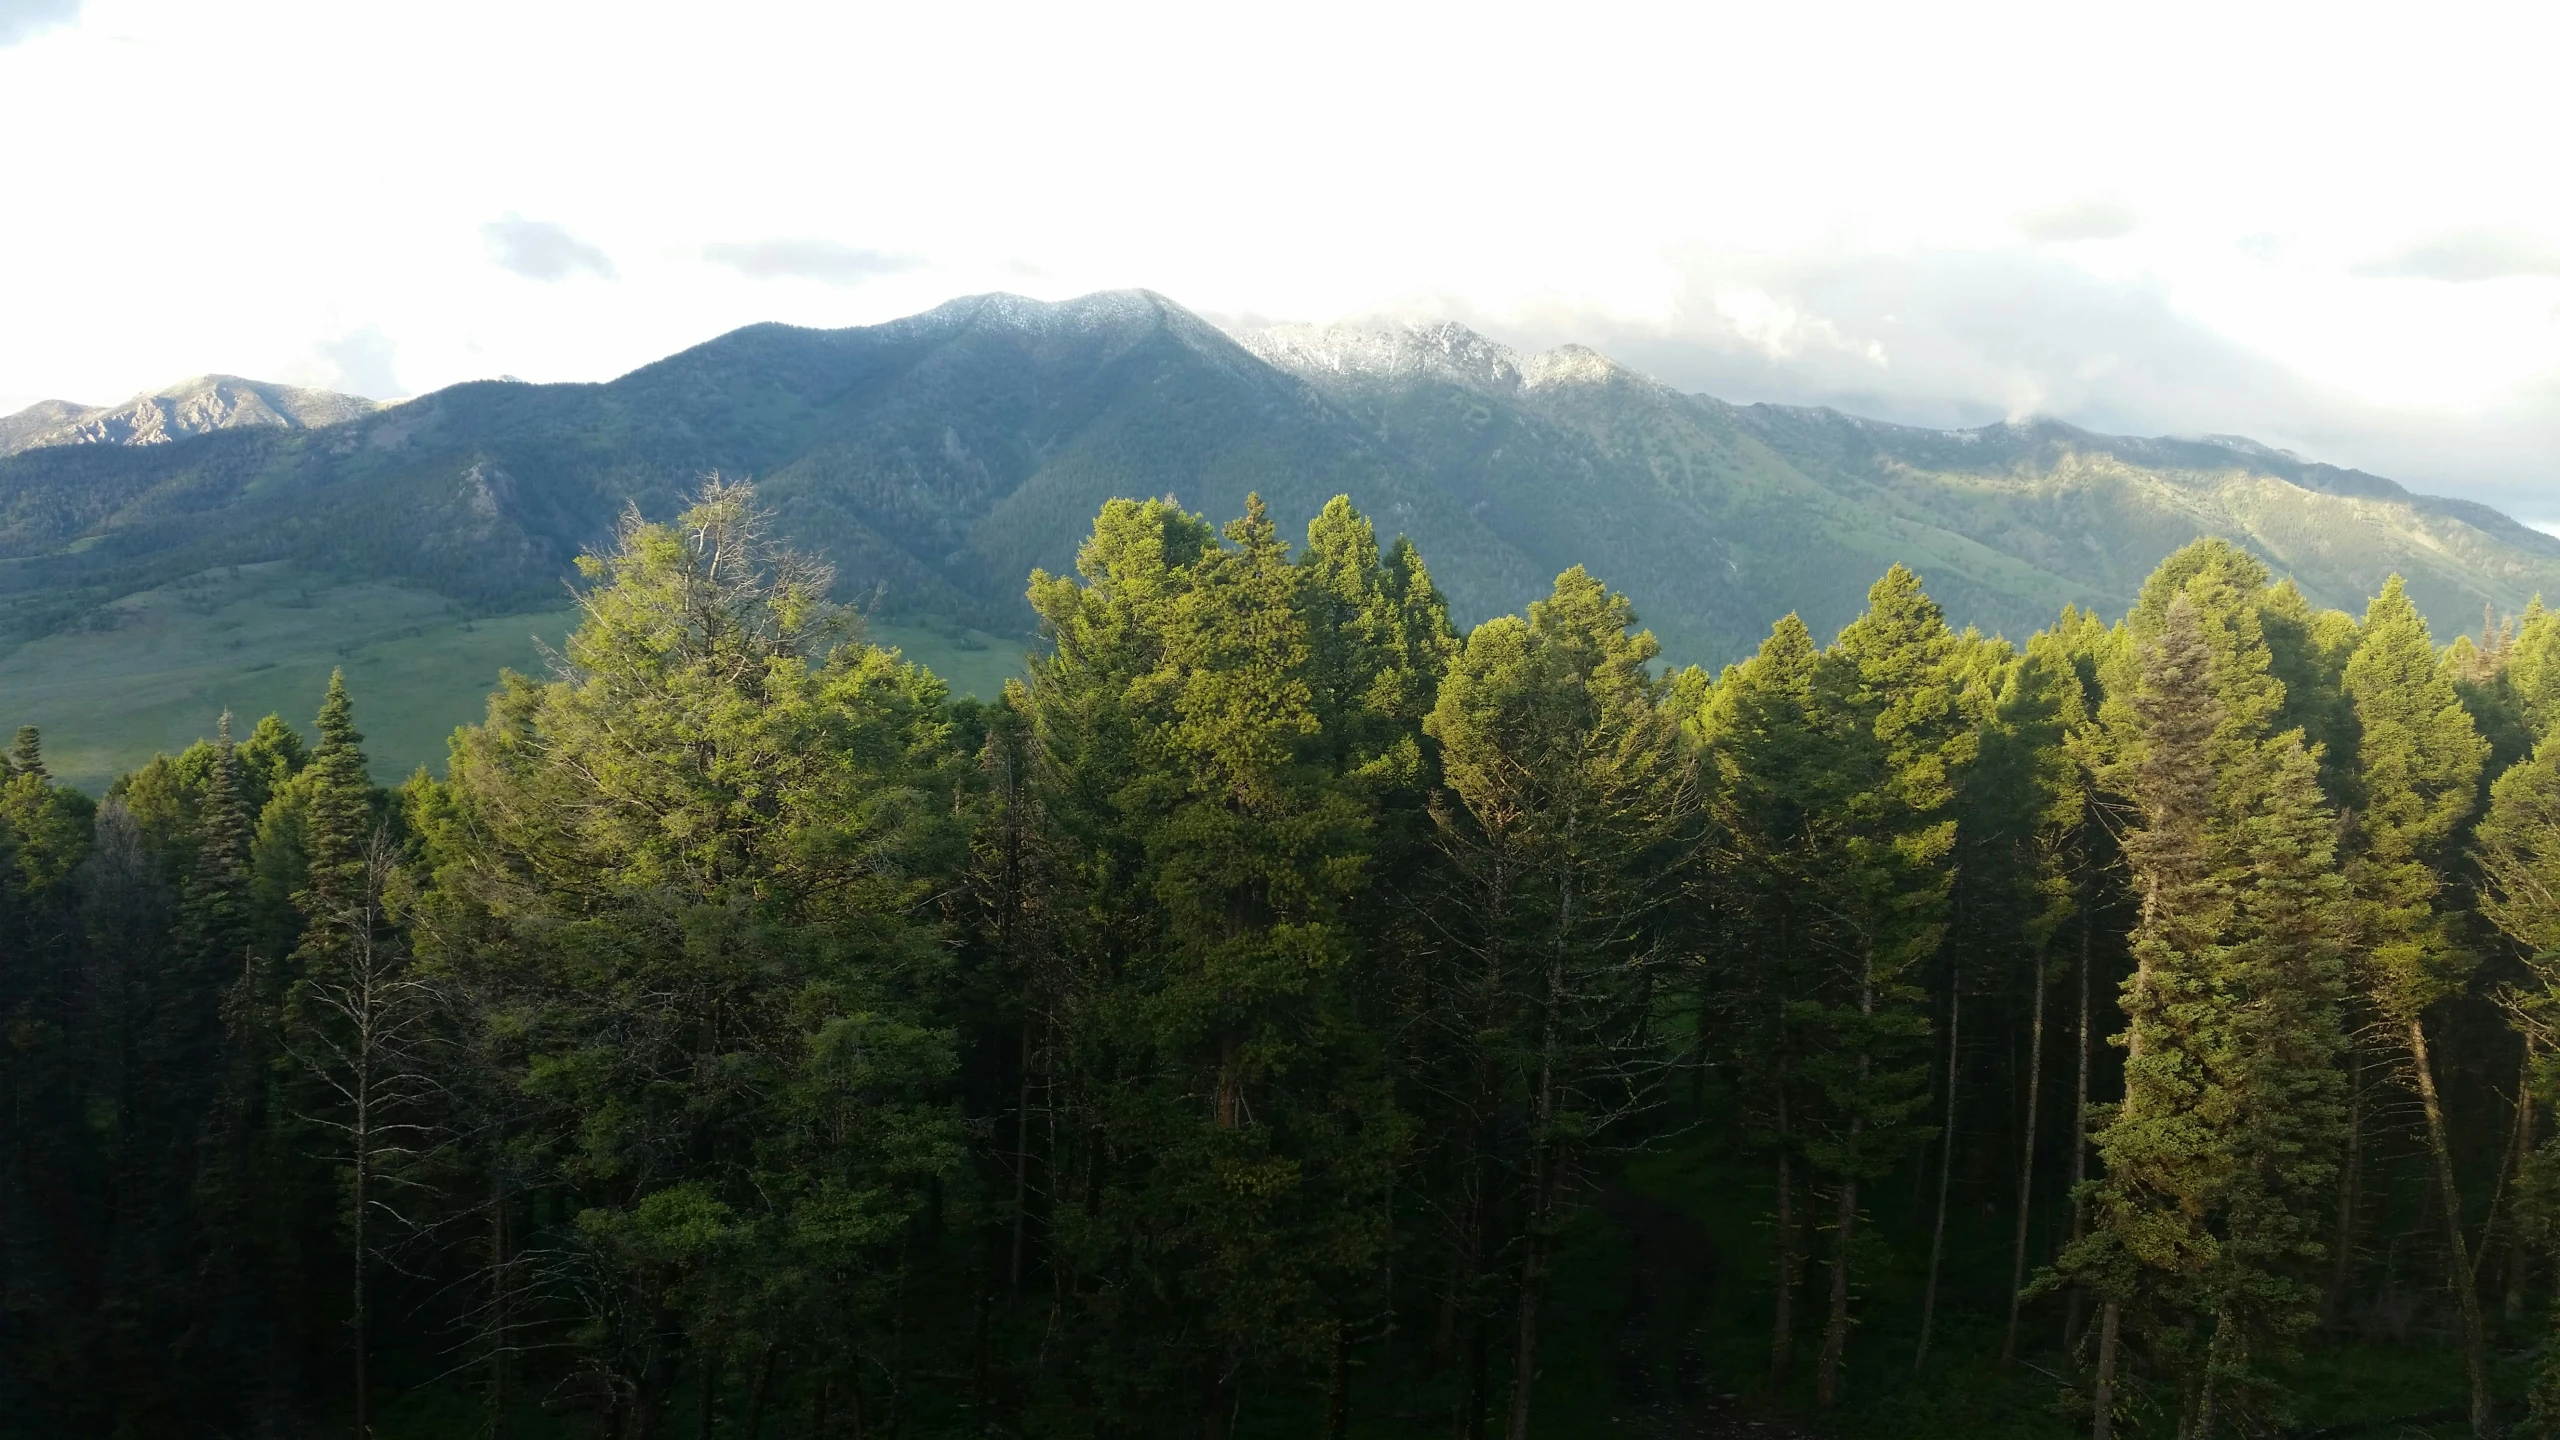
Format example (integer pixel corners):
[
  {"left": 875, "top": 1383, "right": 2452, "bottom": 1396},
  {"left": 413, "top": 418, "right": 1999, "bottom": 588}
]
[{"left": 15, "top": 478, "right": 2560, "bottom": 1440}]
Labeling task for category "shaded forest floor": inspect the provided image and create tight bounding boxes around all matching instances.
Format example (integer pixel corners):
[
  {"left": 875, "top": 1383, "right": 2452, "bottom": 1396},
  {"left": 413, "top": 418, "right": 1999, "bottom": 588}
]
[{"left": 364, "top": 1115, "right": 2512, "bottom": 1440}]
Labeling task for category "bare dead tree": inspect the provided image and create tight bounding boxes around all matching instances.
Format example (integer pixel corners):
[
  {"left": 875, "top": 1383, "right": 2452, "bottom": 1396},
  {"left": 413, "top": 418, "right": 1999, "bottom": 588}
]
[{"left": 290, "top": 829, "right": 445, "bottom": 1440}]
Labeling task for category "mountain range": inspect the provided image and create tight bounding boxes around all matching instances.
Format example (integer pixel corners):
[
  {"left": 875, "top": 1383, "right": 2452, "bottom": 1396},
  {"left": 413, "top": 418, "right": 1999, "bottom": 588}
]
[
  {"left": 3, "top": 288, "right": 2553, "bottom": 782},
  {"left": 0, "top": 374, "right": 385, "bottom": 458}
]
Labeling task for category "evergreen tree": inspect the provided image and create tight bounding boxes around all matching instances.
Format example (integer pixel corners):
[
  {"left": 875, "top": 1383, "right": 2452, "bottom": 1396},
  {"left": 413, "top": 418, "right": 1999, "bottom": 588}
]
[
  {"left": 2343, "top": 575, "right": 2495, "bottom": 1434},
  {"left": 1424, "top": 564, "right": 1695, "bottom": 1439},
  {"left": 2474, "top": 734, "right": 2560, "bottom": 1430},
  {"left": 1695, "top": 612, "right": 1829, "bottom": 1388},
  {"left": 2065, "top": 580, "right": 2350, "bottom": 1437},
  {"left": 0, "top": 729, "right": 98, "bottom": 1429},
  {"left": 2510, "top": 600, "right": 2560, "bottom": 740},
  {"left": 1801, "top": 565, "right": 1972, "bottom": 1409},
  {"left": 297, "top": 670, "right": 376, "bottom": 943},
  {"left": 11, "top": 723, "right": 47, "bottom": 779},
  {"left": 1980, "top": 624, "right": 2094, "bottom": 1361},
  {"left": 1017, "top": 493, "right": 1416, "bottom": 1436},
  {"left": 423, "top": 478, "right": 965, "bottom": 1429}
]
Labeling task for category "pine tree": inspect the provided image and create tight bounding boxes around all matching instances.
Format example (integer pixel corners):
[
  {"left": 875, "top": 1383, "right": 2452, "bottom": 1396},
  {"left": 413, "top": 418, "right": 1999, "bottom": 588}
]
[
  {"left": 1016, "top": 493, "right": 1417, "bottom": 1435},
  {"left": 2065, "top": 579, "right": 2350, "bottom": 1437},
  {"left": 1983, "top": 625, "right": 2093, "bottom": 1361},
  {"left": 2510, "top": 600, "right": 2560, "bottom": 740},
  {"left": 2068, "top": 594, "right": 2227, "bottom": 1438},
  {"left": 1800, "top": 565, "right": 1972, "bottom": 1409},
  {"left": 297, "top": 671, "right": 375, "bottom": 941},
  {"left": 2343, "top": 574, "right": 2494, "bottom": 1434},
  {"left": 11, "top": 723, "right": 47, "bottom": 779},
  {"left": 1695, "top": 612, "right": 1830, "bottom": 1387},
  {"left": 1425, "top": 564, "right": 1694, "bottom": 1440},
  {"left": 428, "top": 478, "right": 965, "bottom": 1427},
  {"left": 2474, "top": 733, "right": 2560, "bottom": 1429}
]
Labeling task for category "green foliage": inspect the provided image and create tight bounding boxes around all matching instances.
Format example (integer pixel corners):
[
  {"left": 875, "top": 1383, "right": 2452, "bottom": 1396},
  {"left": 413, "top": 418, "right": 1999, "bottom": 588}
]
[
  {"left": 412, "top": 479, "right": 967, "bottom": 1416},
  {"left": 2345, "top": 577, "right": 2489, "bottom": 1019},
  {"left": 2061, "top": 577, "right": 2353, "bottom": 1431},
  {"left": 14, "top": 485, "right": 2560, "bottom": 1440}
]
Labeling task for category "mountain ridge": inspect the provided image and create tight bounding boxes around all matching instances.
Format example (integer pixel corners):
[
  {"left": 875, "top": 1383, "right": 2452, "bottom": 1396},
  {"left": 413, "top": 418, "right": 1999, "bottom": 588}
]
[
  {"left": 0, "top": 374, "right": 387, "bottom": 457},
  {"left": 2, "top": 290, "right": 2550, "bottom": 684}
]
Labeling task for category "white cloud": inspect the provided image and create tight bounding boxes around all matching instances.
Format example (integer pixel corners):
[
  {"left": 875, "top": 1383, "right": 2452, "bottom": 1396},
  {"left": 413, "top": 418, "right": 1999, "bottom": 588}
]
[
  {"left": 2354, "top": 228, "right": 2560, "bottom": 282},
  {"left": 313, "top": 325, "right": 402, "bottom": 398},
  {"left": 483, "top": 215, "right": 615, "bottom": 283},
  {"left": 1471, "top": 246, "right": 2560, "bottom": 521},
  {"left": 0, "top": 0, "right": 76, "bottom": 46},
  {"left": 2017, "top": 199, "right": 2142, "bottom": 243},
  {"left": 3, "top": 0, "right": 2558, "bottom": 517},
  {"left": 700, "top": 239, "right": 918, "bottom": 286}
]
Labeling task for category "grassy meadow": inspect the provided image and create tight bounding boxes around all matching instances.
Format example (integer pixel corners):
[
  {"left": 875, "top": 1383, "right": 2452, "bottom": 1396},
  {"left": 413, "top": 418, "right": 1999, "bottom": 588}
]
[{"left": 0, "top": 561, "right": 1029, "bottom": 790}]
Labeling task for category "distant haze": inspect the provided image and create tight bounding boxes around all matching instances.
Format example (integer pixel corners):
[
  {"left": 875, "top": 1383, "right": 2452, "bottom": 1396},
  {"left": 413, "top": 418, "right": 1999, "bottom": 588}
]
[{"left": 2, "top": 1, "right": 2555, "bottom": 522}]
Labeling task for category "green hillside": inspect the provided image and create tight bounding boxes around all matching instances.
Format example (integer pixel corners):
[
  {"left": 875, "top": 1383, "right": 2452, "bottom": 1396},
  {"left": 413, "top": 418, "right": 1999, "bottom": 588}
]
[
  {"left": 5, "top": 289, "right": 2554, "bottom": 786},
  {"left": 0, "top": 561, "right": 1026, "bottom": 789}
]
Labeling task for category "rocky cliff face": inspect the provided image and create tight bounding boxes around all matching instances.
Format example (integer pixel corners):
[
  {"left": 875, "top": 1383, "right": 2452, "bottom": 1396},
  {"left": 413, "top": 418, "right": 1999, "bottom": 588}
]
[{"left": 0, "top": 375, "right": 385, "bottom": 456}]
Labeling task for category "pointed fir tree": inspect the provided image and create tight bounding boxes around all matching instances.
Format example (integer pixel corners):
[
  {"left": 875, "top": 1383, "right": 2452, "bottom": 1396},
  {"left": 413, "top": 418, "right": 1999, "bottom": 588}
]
[
  {"left": 1425, "top": 563, "right": 1694, "bottom": 1440},
  {"left": 2343, "top": 574, "right": 2495, "bottom": 1434},
  {"left": 11, "top": 723, "right": 46, "bottom": 779},
  {"left": 1800, "top": 564, "right": 1972, "bottom": 1409},
  {"left": 2476, "top": 732, "right": 2560, "bottom": 1430},
  {"left": 2065, "top": 584, "right": 2350, "bottom": 1436},
  {"left": 1695, "top": 611, "right": 1830, "bottom": 1386},
  {"left": 296, "top": 670, "right": 374, "bottom": 942}
]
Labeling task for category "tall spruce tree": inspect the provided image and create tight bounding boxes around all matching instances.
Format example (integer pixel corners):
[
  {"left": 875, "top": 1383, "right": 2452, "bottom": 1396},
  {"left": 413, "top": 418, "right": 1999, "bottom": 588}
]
[
  {"left": 2065, "top": 569, "right": 2350, "bottom": 1438},
  {"left": 1695, "top": 612, "right": 1830, "bottom": 1388},
  {"left": 1798, "top": 566, "right": 1971, "bottom": 1409},
  {"left": 1015, "top": 493, "right": 1418, "bottom": 1436},
  {"left": 2343, "top": 575, "right": 2495, "bottom": 1434},
  {"left": 1424, "top": 565, "right": 1694, "bottom": 1440},
  {"left": 1981, "top": 625, "right": 2093, "bottom": 1362}
]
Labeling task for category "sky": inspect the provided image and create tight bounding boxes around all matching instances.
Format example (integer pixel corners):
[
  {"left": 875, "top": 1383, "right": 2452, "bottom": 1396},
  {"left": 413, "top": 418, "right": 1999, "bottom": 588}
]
[{"left": 2, "top": 0, "right": 2555, "bottom": 522}]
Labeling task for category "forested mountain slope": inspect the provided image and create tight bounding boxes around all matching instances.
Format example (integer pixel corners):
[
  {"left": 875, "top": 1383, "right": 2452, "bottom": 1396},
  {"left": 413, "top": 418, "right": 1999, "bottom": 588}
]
[
  {"left": 1243, "top": 319, "right": 2560, "bottom": 653},
  {"left": 5, "top": 290, "right": 2555, "bottom": 783}
]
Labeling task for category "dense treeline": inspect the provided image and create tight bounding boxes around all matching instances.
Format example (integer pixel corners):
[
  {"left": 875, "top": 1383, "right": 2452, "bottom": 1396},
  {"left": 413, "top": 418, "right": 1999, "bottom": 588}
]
[{"left": 11, "top": 478, "right": 2560, "bottom": 1439}]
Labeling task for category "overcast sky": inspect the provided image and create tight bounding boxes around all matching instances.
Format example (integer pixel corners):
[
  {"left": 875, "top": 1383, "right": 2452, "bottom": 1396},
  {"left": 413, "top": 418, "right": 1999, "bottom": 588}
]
[{"left": 3, "top": 0, "right": 2555, "bottom": 521}]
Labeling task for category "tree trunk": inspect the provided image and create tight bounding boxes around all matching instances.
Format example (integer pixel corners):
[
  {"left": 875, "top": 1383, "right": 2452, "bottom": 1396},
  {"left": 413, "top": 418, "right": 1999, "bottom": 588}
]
[
  {"left": 2328, "top": 1041, "right": 2365, "bottom": 1326},
  {"left": 741, "top": 1345, "right": 776, "bottom": 1440},
  {"left": 1508, "top": 862, "right": 1572, "bottom": 1440},
  {"left": 2408, "top": 1016, "right": 2493, "bottom": 1438},
  {"left": 1772, "top": 1080, "right": 1797, "bottom": 1386},
  {"left": 489, "top": 1166, "right": 510, "bottom": 1440},
  {"left": 1507, "top": 1261, "right": 1543, "bottom": 1440},
  {"left": 2005, "top": 949, "right": 2049, "bottom": 1362},
  {"left": 694, "top": 1356, "right": 719, "bottom": 1440},
  {"left": 1816, "top": 945, "right": 1877, "bottom": 1410},
  {"left": 1010, "top": 1022, "right": 1034, "bottom": 1299},
  {"left": 2091, "top": 1299, "right": 2119, "bottom": 1440},
  {"left": 1202, "top": 1354, "right": 1230, "bottom": 1440},
  {"left": 1916, "top": 984, "right": 1961, "bottom": 1369},
  {"left": 1817, "top": 1173, "right": 1859, "bottom": 1409},
  {"left": 1460, "top": 1312, "right": 1489, "bottom": 1440},
  {"left": 1326, "top": 1318, "right": 1350, "bottom": 1440},
  {"left": 2194, "top": 1309, "right": 2231, "bottom": 1440},
  {"left": 2509, "top": 1058, "right": 2538, "bottom": 1324},
  {"left": 354, "top": 1075, "right": 371, "bottom": 1440},
  {"left": 2065, "top": 908, "right": 2094, "bottom": 1351}
]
